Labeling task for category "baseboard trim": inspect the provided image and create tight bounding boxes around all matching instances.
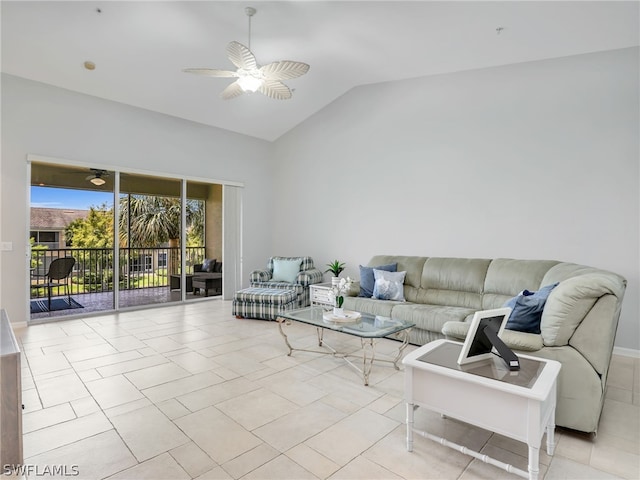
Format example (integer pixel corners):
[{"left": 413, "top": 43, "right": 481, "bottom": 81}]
[{"left": 613, "top": 346, "right": 640, "bottom": 358}]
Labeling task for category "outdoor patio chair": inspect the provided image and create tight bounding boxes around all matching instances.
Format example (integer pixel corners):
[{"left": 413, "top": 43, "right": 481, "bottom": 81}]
[{"left": 43, "top": 257, "right": 76, "bottom": 310}]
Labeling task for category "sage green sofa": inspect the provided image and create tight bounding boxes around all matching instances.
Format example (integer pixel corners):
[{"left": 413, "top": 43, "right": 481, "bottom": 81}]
[{"left": 342, "top": 255, "right": 626, "bottom": 433}]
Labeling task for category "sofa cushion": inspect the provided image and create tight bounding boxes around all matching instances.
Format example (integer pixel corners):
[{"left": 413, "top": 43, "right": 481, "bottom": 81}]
[
  {"left": 359, "top": 263, "right": 397, "bottom": 298},
  {"left": 416, "top": 258, "right": 490, "bottom": 309},
  {"left": 393, "top": 304, "right": 475, "bottom": 336},
  {"left": 373, "top": 270, "right": 406, "bottom": 301},
  {"left": 201, "top": 258, "right": 217, "bottom": 273},
  {"left": 272, "top": 258, "right": 302, "bottom": 283},
  {"left": 504, "top": 283, "right": 559, "bottom": 334},
  {"left": 341, "top": 296, "right": 397, "bottom": 318}
]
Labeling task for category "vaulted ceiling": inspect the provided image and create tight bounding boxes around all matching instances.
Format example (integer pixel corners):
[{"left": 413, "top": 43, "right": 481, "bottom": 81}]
[{"left": 2, "top": 1, "right": 638, "bottom": 141}]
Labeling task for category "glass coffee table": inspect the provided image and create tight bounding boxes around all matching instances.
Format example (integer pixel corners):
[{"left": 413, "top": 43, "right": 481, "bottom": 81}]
[{"left": 276, "top": 306, "right": 415, "bottom": 385}]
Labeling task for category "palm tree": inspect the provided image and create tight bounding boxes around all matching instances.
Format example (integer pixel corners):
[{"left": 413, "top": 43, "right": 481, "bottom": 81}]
[{"left": 119, "top": 195, "right": 182, "bottom": 247}]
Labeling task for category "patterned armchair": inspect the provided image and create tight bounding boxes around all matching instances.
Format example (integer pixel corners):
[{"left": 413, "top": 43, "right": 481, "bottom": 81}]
[{"left": 249, "top": 256, "right": 324, "bottom": 307}]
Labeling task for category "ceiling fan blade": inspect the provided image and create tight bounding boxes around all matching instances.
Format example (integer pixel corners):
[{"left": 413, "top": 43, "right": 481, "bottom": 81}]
[
  {"left": 226, "top": 41, "right": 257, "bottom": 70},
  {"left": 258, "top": 80, "right": 292, "bottom": 100},
  {"left": 220, "top": 81, "right": 245, "bottom": 100},
  {"left": 183, "top": 68, "right": 238, "bottom": 78},
  {"left": 260, "top": 61, "right": 310, "bottom": 81}
]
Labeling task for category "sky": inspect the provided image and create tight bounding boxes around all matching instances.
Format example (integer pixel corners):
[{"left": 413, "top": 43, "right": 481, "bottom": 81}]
[{"left": 31, "top": 186, "right": 113, "bottom": 210}]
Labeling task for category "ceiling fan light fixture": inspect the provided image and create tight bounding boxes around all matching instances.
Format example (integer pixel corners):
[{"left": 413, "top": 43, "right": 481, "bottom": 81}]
[
  {"left": 90, "top": 176, "right": 106, "bottom": 186},
  {"left": 237, "top": 73, "right": 263, "bottom": 92}
]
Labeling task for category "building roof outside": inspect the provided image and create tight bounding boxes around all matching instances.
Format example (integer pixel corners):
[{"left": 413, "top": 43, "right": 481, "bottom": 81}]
[{"left": 30, "top": 207, "right": 89, "bottom": 230}]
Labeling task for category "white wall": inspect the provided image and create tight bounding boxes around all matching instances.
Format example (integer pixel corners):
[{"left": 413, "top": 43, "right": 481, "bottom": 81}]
[
  {"left": 273, "top": 48, "right": 640, "bottom": 350},
  {"left": 1, "top": 74, "right": 274, "bottom": 324}
]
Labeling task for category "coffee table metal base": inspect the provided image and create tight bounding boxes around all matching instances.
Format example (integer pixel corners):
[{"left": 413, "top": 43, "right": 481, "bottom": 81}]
[{"left": 276, "top": 317, "right": 411, "bottom": 386}]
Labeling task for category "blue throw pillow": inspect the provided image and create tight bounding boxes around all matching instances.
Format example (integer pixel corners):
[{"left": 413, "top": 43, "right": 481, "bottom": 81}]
[
  {"left": 272, "top": 258, "right": 302, "bottom": 283},
  {"left": 504, "top": 283, "right": 559, "bottom": 334},
  {"left": 359, "top": 263, "right": 397, "bottom": 298}
]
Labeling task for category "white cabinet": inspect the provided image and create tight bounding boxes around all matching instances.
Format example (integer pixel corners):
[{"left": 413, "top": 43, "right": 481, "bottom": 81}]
[
  {"left": 309, "top": 282, "right": 333, "bottom": 307},
  {"left": 0, "top": 309, "right": 23, "bottom": 468}
]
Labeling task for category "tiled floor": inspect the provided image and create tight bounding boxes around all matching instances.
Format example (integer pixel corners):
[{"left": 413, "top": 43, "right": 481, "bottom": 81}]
[{"left": 6, "top": 300, "right": 640, "bottom": 479}]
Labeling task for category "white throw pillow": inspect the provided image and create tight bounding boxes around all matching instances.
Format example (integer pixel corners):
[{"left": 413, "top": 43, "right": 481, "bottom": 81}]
[
  {"left": 272, "top": 258, "right": 302, "bottom": 283},
  {"left": 372, "top": 269, "right": 406, "bottom": 301}
]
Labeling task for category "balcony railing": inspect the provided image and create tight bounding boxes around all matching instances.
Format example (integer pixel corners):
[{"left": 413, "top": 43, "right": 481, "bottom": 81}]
[{"left": 30, "top": 247, "right": 206, "bottom": 299}]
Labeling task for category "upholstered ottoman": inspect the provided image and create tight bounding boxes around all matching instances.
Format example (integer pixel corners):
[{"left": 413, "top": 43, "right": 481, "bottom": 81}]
[{"left": 232, "top": 287, "right": 297, "bottom": 321}]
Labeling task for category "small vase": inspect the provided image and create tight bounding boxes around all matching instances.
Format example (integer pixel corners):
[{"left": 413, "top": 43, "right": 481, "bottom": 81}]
[
  {"left": 331, "top": 276, "right": 340, "bottom": 286},
  {"left": 333, "top": 307, "right": 344, "bottom": 316}
]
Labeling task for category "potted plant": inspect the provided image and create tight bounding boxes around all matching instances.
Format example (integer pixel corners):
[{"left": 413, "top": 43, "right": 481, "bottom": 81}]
[{"left": 325, "top": 260, "right": 345, "bottom": 285}]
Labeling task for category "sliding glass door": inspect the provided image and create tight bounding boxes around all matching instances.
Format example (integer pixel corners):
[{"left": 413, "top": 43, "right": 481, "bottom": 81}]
[{"left": 29, "top": 159, "right": 229, "bottom": 321}]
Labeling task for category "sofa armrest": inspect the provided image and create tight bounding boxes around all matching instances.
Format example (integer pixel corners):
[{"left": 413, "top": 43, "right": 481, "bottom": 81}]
[
  {"left": 296, "top": 268, "right": 323, "bottom": 287},
  {"left": 194, "top": 264, "right": 203, "bottom": 273},
  {"left": 250, "top": 269, "right": 272, "bottom": 283},
  {"left": 442, "top": 321, "right": 543, "bottom": 352}
]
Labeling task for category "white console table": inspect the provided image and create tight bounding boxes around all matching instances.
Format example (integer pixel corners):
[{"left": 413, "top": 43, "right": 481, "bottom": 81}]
[
  {"left": 403, "top": 339, "right": 560, "bottom": 480},
  {"left": 0, "top": 309, "right": 23, "bottom": 468},
  {"left": 309, "top": 282, "right": 333, "bottom": 307}
]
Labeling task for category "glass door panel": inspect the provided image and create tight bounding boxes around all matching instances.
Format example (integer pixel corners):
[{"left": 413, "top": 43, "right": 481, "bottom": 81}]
[
  {"left": 30, "top": 162, "right": 115, "bottom": 320},
  {"left": 118, "top": 173, "right": 182, "bottom": 308},
  {"left": 186, "top": 180, "right": 222, "bottom": 301}
]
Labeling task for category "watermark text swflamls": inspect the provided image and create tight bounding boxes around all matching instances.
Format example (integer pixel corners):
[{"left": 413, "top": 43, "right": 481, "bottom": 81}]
[{"left": 3, "top": 464, "right": 80, "bottom": 476}]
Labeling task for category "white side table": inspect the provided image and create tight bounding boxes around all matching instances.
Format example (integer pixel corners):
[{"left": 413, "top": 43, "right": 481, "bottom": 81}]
[
  {"left": 309, "top": 282, "right": 333, "bottom": 307},
  {"left": 403, "top": 339, "right": 561, "bottom": 480}
]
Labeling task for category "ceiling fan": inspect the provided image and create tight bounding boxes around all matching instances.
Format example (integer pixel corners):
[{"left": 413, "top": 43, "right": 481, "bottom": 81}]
[
  {"left": 183, "top": 7, "right": 310, "bottom": 100},
  {"left": 86, "top": 169, "right": 109, "bottom": 186}
]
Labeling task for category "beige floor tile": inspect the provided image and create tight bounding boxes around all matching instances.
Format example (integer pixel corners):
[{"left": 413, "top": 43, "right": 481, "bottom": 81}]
[
  {"left": 96, "top": 354, "right": 169, "bottom": 377},
  {"left": 216, "top": 387, "right": 298, "bottom": 431},
  {"left": 209, "top": 351, "right": 271, "bottom": 376},
  {"left": 142, "top": 370, "right": 225, "bottom": 403},
  {"left": 124, "top": 362, "right": 191, "bottom": 390},
  {"left": 104, "top": 398, "right": 153, "bottom": 418},
  {"left": 598, "top": 398, "right": 640, "bottom": 443},
  {"left": 305, "top": 408, "right": 399, "bottom": 466},
  {"left": 176, "top": 376, "right": 260, "bottom": 412},
  {"left": 76, "top": 369, "right": 102, "bottom": 383},
  {"left": 22, "top": 403, "right": 76, "bottom": 434},
  {"left": 193, "top": 466, "right": 233, "bottom": 480},
  {"left": 590, "top": 434, "right": 640, "bottom": 479},
  {"left": 23, "top": 411, "right": 112, "bottom": 458},
  {"left": 25, "top": 430, "right": 137, "bottom": 480},
  {"left": 70, "top": 396, "right": 101, "bottom": 417},
  {"left": 170, "top": 442, "right": 217, "bottom": 478},
  {"left": 241, "top": 454, "right": 318, "bottom": 480},
  {"left": 106, "top": 452, "right": 190, "bottom": 480},
  {"left": 62, "top": 343, "right": 118, "bottom": 363},
  {"left": 35, "top": 372, "right": 90, "bottom": 408},
  {"left": 254, "top": 401, "right": 347, "bottom": 452},
  {"left": 142, "top": 336, "right": 185, "bottom": 353},
  {"left": 21, "top": 388, "right": 43, "bottom": 413},
  {"left": 174, "top": 406, "right": 262, "bottom": 464},
  {"left": 221, "top": 443, "right": 280, "bottom": 478},
  {"left": 157, "top": 398, "right": 192, "bottom": 419},
  {"left": 168, "top": 350, "right": 221, "bottom": 373},
  {"left": 554, "top": 429, "right": 594, "bottom": 465},
  {"left": 363, "top": 424, "right": 470, "bottom": 480},
  {"left": 85, "top": 375, "right": 145, "bottom": 410},
  {"left": 285, "top": 444, "right": 341, "bottom": 479},
  {"left": 107, "top": 335, "right": 148, "bottom": 351},
  {"left": 330, "top": 455, "right": 402, "bottom": 479},
  {"left": 110, "top": 404, "right": 190, "bottom": 462},
  {"left": 261, "top": 375, "right": 328, "bottom": 407},
  {"left": 545, "top": 456, "right": 623, "bottom": 479},
  {"left": 25, "top": 352, "right": 71, "bottom": 376},
  {"left": 367, "top": 393, "right": 402, "bottom": 414},
  {"left": 70, "top": 350, "right": 142, "bottom": 371}
]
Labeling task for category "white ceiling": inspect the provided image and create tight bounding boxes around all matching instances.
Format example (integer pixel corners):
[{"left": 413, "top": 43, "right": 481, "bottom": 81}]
[{"left": 2, "top": 1, "right": 638, "bottom": 141}]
